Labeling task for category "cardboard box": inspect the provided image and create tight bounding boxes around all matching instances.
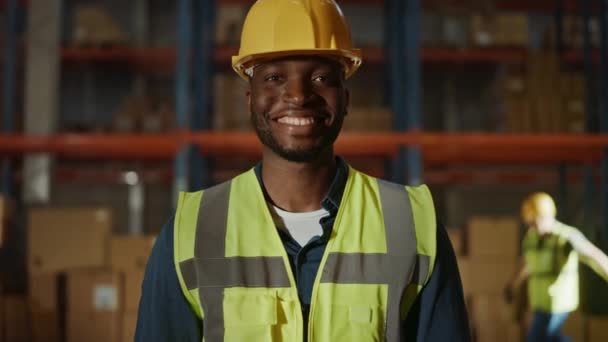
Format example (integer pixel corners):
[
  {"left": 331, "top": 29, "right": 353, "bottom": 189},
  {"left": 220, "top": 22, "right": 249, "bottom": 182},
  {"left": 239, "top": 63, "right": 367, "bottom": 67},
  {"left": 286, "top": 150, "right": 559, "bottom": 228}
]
[
  {"left": 3, "top": 295, "right": 29, "bottom": 342},
  {"left": 110, "top": 236, "right": 156, "bottom": 273},
  {"left": 495, "top": 14, "right": 528, "bottom": 46},
  {"left": 343, "top": 108, "right": 393, "bottom": 132},
  {"left": 447, "top": 228, "right": 463, "bottom": 256},
  {"left": 67, "top": 269, "right": 122, "bottom": 313},
  {"left": 31, "top": 310, "right": 61, "bottom": 342},
  {"left": 469, "top": 294, "right": 513, "bottom": 323},
  {"left": 471, "top": 14, "right": 495, "bottom": 46},
  {"left": 124, "top": 271, "right": 144, "bottom": 312},
  {"left": 562, "top": 310, "right": 585, "bottom": 342},
  {"left": 72, "top": 5, "right": 128, "bottom": 47},
  {"left": 474, "top": 320, "right": 521, "bottom": 342},
  {"left": 67, "top": 312, "right": 121, "bottom": 342},
  {"left": 28, "top": 208, "right": 112, "bottom": 275},
  {"left": 0, "top": 195, "right": 12, "bottom": 248},
  {"left": 457, "top": 257, "right": 471, "bottom": 297},
  {"left": 468, "top": 217, "right": 520, "bottom": 258},
  {"left": 122, "top": 312, "right": 138, "bottom": 342},
  {"left": 462, "top": 258, "right": 518, "bottom": 295},
  {"left": 588, "top": 315, "right": 608, "bottom": 342},
  {"left": 29, "top": 273, "right": 59, "bottom": 311}
]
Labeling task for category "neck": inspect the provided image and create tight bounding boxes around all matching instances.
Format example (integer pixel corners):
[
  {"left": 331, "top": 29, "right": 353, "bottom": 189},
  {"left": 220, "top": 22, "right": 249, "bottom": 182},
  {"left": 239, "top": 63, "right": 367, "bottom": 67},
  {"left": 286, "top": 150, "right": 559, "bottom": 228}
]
[{"left": 261, "top": 149, "right": 337, "bottom": 212}]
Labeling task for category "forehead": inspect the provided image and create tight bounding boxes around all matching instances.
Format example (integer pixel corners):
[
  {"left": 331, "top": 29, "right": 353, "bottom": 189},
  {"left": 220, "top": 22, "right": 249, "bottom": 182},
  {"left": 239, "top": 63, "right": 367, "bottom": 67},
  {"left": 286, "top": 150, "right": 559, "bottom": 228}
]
[{"left": 253, "top": 56, "right": 344, "bottom": 74}]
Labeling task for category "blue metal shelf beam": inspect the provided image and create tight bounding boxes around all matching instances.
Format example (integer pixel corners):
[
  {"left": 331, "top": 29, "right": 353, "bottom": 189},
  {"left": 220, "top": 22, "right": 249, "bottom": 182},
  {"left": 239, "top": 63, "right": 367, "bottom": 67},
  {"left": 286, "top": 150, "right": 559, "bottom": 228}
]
[
  {"left": 600, "top": 0, "right": 608, "bottom": 239},
  {"left": 387, "top": 0, "right": 423, "bottom": 185},
  {"left": 174, "top": 0, "right": 192, "bottom": 197},
  {"left": 190, "top": 0, "right": 215, "bottom": 190}
]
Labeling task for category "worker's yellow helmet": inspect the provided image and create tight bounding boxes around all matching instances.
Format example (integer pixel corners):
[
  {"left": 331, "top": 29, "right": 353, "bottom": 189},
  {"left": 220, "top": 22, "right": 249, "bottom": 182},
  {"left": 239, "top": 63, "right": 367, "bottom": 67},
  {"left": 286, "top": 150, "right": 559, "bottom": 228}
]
[
  {"left": 521, "top": 192, "right": 557, "bottom": 222},
  {"left": 232, "top": 0, "right": 362, "bottom": 80}
]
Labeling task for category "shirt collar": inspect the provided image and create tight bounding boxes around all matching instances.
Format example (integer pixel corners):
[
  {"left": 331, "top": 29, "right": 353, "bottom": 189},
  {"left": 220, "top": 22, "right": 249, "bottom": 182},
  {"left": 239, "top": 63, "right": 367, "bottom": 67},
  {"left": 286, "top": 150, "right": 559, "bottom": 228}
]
[{"left": 254, "top": 156, "right": 349, "bottom": 212}]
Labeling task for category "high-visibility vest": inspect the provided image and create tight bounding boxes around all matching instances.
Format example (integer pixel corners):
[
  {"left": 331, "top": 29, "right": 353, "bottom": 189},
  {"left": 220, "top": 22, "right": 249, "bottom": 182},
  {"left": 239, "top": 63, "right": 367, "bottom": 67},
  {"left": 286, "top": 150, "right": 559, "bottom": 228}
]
[
  {"left": 173, "top": 166, "right": 437, "bottom": 342},
  {"left": 523, "top": 222, "right": 580, "bottom": 313}
]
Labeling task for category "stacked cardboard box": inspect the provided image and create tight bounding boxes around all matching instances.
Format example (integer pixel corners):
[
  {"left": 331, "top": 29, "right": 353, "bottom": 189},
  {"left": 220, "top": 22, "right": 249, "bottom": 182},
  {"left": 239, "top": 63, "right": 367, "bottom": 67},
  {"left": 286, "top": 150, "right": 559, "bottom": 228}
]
[
  {"left": 1, "top": 295, "right": 29, "bottom": 342},
  {"left": 0, "top": 195, "right": 11, "bottom": 248},
  {"left": 501, "top": 53, "right": 586, "bottom": 133},
  {"left": 213, "top": 73, "right": 249, "bottom": 131},
  {"left": 112, "top": 95, "right": 175, "bottom": 133},
  {"left": 72, "top": 5, "right": 128, "bottom": 47},
  {"left": 342, "top": 108, "right": 393, "bottom": 132},
  {"left": 110, "top": 235, "right": 156, "bottom": 341},
  {"left": 563, "top": 310, "right": 586, "bottom": 342},
  {"left": 459, "top": 216, "right": 522, "bottom": 342},
  {"left": 561, "top": 16, "right": 600, "bottom": 50},
  {"left": 216, "top": 5, "right": 247, "bottom": 45},
  {"left": 471, "top": 13, "right": 528, "bottom": 47},
  {"left": 447, "top": 228, "right": 464, "bottom": 256},
  {"left": 26, "top": 207, "right": 156, "bottom": 342},
  {"left": 28, "top": 207, "right": 114, "bottom": 342},
  {"left": 67, "top": 270, "right": 122, "bottom": 342},
  {"left": 587, "top": 315, "right": 608, "bottom": 342}
]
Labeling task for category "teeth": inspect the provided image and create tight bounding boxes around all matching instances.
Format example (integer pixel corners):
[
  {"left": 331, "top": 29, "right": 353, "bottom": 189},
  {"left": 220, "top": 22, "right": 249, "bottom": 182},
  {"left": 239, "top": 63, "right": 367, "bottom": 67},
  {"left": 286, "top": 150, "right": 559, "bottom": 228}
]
[{"left": 277, "top": 117, "right": 315, "bottom": 126}]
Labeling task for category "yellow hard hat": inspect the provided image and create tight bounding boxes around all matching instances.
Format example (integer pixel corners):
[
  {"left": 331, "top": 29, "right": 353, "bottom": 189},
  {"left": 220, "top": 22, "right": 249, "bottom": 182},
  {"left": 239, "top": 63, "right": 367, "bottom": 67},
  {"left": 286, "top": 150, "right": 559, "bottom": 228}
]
[
  {"left": 232, "top": 0, "right": 363, "bottom": 80},
  {"left": 521, "top": 192, "right": 557, "bottom": 222}
]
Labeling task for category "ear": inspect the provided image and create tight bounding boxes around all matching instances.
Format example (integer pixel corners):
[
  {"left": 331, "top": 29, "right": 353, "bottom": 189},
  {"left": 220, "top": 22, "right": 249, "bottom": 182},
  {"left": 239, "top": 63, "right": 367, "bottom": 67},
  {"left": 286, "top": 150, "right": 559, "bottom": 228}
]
[{"left": 246, "top": 88, "right": 252, "bottom": 111}]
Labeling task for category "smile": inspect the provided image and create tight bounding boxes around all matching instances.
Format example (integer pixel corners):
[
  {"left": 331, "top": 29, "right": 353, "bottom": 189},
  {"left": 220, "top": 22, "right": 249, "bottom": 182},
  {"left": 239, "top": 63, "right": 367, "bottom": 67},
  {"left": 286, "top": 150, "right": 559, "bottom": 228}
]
[{"left": 276, "top": 116, "right": 316, "bottom": 126}]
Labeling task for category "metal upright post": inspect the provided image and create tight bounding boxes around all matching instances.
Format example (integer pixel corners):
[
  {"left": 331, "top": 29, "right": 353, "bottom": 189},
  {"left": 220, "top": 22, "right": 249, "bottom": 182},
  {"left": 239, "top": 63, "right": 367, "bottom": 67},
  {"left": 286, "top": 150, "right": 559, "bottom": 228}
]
[
  {"left": 556, "top": 1, "right": 569, "bottom": 221},
  {"left": 582, "top": 0, "right": 597, "bottom": 237},
  {"left": 174, "top": 0, "right": 192, "bottom": 202},
  {"left": 389, "top": 0, "right": 422, "bottom": 185},
  {"left": 190, "top": 0, "right": 216, "bottom": 189},
  {"left": 556, "top": 0, "right": 565, "bottom": 54},
  {"left": 403, "top": 0, "right": 423, "bottom": 186},
  {"left": 2, "top": 0, "right": 18, "bottom": 197},
  {"left": 600, "top": 0, "right": 608, "bottom": 241}
]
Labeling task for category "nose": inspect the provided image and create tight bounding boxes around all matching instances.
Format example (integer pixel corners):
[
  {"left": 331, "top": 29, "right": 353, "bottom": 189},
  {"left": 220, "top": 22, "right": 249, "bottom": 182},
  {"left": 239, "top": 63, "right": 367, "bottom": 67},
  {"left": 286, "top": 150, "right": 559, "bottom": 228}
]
[{"left": 282, "top": 78, "right": 313, "bottom": 106}]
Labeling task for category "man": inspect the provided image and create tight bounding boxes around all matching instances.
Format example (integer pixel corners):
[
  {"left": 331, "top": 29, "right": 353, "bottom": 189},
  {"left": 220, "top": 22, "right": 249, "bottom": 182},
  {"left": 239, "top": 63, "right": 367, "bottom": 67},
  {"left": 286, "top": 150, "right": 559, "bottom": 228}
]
[
  {"left": 135, "top": 0, "right": 469, "bottom": 340},
  {"left": 506, "top": 192, "right": 608, "bottom": 342}
]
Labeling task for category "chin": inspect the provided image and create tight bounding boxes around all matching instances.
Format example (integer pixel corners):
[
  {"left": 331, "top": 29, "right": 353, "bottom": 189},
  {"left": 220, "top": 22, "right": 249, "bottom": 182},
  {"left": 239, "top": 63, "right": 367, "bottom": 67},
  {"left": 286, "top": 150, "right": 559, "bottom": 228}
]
[{"left": 273, "top": 147, "right": 325, "bottom": 163}]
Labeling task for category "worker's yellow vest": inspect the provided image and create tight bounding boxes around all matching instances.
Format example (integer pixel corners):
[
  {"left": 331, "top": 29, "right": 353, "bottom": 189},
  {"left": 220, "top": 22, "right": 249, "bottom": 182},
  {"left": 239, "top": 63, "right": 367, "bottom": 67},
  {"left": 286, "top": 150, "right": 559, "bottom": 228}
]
[
  {"left": 523, "top": 222, "right": 580, "bottom": 313},
  {"left": 173, "top": 166, "right": 437, "bottom": 342}
]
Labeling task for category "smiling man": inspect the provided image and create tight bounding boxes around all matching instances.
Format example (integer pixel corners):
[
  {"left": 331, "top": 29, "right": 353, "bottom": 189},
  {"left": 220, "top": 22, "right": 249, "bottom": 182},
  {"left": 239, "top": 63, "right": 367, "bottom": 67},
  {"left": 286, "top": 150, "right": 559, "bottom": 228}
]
[{"left": 135, "top": 1, "right": 470, "bottom": 341}]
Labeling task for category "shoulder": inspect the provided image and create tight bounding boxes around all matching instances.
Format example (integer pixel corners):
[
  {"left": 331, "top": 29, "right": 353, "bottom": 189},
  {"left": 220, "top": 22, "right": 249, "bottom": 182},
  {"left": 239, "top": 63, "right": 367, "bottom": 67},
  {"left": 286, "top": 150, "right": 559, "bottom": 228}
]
[{"left": 555, "top": 222, "right": 587, "bottom": 246}]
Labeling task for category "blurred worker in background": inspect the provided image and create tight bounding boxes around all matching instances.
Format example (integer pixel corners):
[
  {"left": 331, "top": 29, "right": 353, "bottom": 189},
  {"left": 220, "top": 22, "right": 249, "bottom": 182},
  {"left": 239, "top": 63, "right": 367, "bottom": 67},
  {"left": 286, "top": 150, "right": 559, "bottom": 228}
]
[
  {"left": 506, "top": 192, "right": 608, "bottom": 342},
  {"left": 135, "top": 0, "right": 469, "bottom": 341}
]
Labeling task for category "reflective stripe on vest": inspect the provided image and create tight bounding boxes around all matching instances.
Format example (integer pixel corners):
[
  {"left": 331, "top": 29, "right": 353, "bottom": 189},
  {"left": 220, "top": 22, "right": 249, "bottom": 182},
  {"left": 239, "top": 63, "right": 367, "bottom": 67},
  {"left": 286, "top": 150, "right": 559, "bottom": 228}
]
[
  {"left": 176, "top": 168, "right": 436, "bottom": 342},
  {"left": 180, "top": 180, "right": 291, "bottom": 341}
]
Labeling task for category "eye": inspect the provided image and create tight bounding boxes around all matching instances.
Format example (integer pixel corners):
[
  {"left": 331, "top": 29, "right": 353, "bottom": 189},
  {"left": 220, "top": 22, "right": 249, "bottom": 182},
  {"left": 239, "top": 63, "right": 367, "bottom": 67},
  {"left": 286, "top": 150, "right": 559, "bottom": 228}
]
[
  {"left": 313, "top": 75, "right": 328, "bottom": 83},
  {"left": 264, "top": 74, "right": 282, "bottom": 82}
]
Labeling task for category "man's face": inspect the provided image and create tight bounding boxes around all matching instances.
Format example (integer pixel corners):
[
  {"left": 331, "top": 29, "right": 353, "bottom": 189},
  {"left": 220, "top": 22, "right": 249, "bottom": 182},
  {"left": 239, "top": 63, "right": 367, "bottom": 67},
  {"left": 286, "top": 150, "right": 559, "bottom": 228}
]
[{"left": 247, "top": 56, "right": 349, "bottom": 162}]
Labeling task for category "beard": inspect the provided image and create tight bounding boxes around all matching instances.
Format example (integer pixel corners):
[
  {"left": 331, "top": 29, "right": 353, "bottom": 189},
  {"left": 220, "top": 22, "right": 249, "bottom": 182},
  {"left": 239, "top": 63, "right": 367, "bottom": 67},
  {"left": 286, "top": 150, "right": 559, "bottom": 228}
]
[{"left": 251, "top": 111, "right": 343, "bottom": 163}]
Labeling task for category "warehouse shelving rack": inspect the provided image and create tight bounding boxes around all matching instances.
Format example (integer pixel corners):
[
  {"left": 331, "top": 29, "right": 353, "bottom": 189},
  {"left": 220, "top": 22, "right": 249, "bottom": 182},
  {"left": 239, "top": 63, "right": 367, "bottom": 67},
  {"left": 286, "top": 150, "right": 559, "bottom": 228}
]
[{"left": 1, "top": 1, "right": 608, "bottom": 244}]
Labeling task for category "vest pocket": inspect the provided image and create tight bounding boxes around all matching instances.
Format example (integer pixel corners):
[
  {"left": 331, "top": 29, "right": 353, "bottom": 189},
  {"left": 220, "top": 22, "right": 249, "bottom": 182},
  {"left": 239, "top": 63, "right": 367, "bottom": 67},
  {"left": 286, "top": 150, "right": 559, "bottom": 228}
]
[
  {"left": 327, "top": 305, "right": 382, "bottom": 342},
  {"left": 223, "top": 292, "right": 277, "bottom": 341}
]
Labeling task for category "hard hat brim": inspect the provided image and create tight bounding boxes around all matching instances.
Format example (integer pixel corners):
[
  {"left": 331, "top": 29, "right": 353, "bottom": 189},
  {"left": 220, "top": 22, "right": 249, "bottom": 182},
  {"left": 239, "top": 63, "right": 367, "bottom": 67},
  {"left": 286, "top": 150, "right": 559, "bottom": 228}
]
[{"left": 232, "top": 48, "right": 363, "bottom": 80}]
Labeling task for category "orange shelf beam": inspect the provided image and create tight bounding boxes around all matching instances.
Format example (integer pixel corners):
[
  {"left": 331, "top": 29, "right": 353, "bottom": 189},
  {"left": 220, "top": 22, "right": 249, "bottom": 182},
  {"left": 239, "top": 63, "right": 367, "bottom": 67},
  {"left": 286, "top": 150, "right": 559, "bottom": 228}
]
[
  {"left": 62, "top": 46, "right": 531, "bottom": 69},
  {"left": 0, "top": 132, "right": 606, "bottom": 164},
  {"left": 216, "top": 0, "right": 601, "bottom": 13}
]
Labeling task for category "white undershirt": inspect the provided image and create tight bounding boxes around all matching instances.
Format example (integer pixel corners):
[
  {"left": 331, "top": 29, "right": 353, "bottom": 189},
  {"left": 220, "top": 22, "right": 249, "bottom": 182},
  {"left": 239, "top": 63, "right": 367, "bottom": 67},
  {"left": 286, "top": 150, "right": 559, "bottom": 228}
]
[{"left": 270, "top": 205, "right": 329, "bottom": 247}]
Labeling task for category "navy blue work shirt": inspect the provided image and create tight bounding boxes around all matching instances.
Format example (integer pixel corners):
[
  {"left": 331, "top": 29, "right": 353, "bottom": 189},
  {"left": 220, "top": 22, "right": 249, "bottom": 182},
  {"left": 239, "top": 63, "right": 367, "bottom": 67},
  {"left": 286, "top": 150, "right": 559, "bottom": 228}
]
[{"left": 135, "top": 158, "right": 471, "bottom": 341}]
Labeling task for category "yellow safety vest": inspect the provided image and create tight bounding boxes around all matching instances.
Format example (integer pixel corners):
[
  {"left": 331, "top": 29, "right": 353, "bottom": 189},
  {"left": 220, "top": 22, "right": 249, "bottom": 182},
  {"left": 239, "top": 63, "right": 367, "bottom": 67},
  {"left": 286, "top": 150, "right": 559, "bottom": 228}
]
[
  {"left": 173, "top": 166, "right": 437, "bottom": 342},
  {"left": 523, "top": 222, "right": 580, "bottom": 313}
]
